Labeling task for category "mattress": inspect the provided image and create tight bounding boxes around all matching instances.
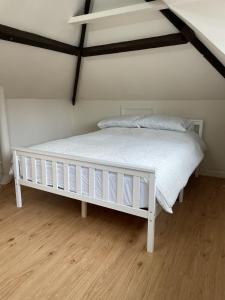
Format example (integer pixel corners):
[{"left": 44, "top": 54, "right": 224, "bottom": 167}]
[{"left": 26, "top": 127, "right": 205, "bottom": 213}]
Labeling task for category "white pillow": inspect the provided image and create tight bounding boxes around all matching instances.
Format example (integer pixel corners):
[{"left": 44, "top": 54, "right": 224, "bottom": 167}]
[
  {"left": 137, "top": 115, "right": 192, "bottom": 132},
  {"left": 97, "top": 115, "right": 141, "bottom": 129}
]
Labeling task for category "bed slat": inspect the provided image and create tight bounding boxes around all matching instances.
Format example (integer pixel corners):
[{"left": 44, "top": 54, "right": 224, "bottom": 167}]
[
  {"left": 31, "top": 158, "right": 37, "bottom": 183},
  {"left": 133, "top": 176, "right": 141, "bottom": 208},
  {"left": 103, "top": 171, "right": 109, "bottom": 201},
  {"left": 89, "top": 168, "right": 95, "bottom": 198},
  {"left": 52, "top": 161, "right": 57, "bottom": 188},
  {"left": 76, "top": 166, "right": 81, "bottom": 194},
  {"left": 117, "top": 173, "right": 124, "bottom": 204},
  {"left": 14, "top": 147, "right": 157, "bottom": 253},
  {"left": 21, "top": 157, "right": 27, "bottom": 181},
  {"left": 64, "top": 164, "right": 69, "bottom": 191},
  {"left": 41, "top": 160, "right": 47, "bottom": 185}
]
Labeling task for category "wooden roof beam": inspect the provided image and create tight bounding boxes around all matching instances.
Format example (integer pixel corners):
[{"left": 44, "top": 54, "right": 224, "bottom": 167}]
[
  {"left": 72, "top": 0, "right": 91, "bottom": 105},
  {"left": 161, "top": 9, "right": 225, "bottom": 78},
  {"left": 82, "top": 33, "right": 187, "bottom": 57},
  {"left": 0, "top": 24, "right": 79, "bottom": 56}
]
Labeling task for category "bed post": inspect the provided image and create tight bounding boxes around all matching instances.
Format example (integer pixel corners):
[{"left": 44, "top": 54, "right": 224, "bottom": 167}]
[
  {"left": 81, "top": 201, "right": 87, "bottom": 218},
  {"left": 147, "top": 173, "right": 156, "bottom": 253},
  {"left": 13, "top": 151, "right": 22, "bottom": 208}
]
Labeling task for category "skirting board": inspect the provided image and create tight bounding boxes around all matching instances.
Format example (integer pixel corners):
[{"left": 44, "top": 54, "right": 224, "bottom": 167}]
[
  {"left": 0, "top": 161, "right": 13, "bottom": 185},
  {"left": 200, "top": 170, "right": 225, "bottom": 179}
]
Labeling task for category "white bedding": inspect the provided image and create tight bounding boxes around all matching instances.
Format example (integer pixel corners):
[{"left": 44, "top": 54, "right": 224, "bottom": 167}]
[{"left": 27, "top": 128, "right": 204, "bottom": 213}]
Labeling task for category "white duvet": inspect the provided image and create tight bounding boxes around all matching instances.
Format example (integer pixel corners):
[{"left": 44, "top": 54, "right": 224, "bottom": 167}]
[{"left": 30, "top": 128, "right": 205, "bottom": 213}]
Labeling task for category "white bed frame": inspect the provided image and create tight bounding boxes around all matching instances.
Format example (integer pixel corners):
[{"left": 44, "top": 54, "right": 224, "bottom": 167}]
[{"left": 13, "top": 107, "right": 203, "bottom": 253}]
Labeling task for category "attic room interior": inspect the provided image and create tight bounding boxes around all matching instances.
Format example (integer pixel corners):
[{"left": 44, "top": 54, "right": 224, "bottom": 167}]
[{"left": 0, "top": 0, "right": 225, "bottom": 299}]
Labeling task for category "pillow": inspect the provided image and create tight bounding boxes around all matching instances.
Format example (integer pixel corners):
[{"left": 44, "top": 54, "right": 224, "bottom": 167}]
[
  {"left": 137, "top": 115, "right": 192, "bottom": 132},
  {"left": 97, "top": 115, "right": 141, "bottom": 129}
]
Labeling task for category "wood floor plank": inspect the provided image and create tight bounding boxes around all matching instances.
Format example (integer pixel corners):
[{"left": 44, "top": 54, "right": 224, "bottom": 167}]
[{"left": 0, "top": 177, "right": 224, "bottom": 300}]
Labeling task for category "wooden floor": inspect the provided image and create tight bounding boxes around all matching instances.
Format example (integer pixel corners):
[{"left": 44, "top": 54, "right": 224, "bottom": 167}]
[{"left": 0, "top": 176, "right": 224, "bottom": 300}]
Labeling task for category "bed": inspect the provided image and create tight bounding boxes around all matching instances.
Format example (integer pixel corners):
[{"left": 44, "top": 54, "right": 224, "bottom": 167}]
[{"left": 13, "top": 107, "right": 204, "bottom": 252}]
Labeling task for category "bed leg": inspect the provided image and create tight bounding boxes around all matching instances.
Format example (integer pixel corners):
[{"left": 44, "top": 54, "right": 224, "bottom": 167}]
[
  {"left": 147, "top": 174, "right": 156, "bottom": 253},
  {"left": 179, "top": 189, "right": 184, "bottom": 203},
  {"left": 81, "top": 201, "right": 87, "bottom": 218},
  {"left": 15, "top": 181, "right": 22, "bottom": 208},
  {"left": 13, "top": 151, "right": 22, "bottom": 208},
  {"left": 147, "top": 216, "right": 155, "bottom": 253}
]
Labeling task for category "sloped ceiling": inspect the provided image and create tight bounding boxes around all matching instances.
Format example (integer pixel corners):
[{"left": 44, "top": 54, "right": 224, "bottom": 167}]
[
  {"left": 0, "top": 0, "right": 224, "bottom": 100},
  {"left": 0, "top": 0, "right": 82, "bottom": 43},
  {"left": 0, "top": 0, "right": 83, "bottom": 99},
  {"left": 164, "top": 0, "right": 225, "bottom": 65}
]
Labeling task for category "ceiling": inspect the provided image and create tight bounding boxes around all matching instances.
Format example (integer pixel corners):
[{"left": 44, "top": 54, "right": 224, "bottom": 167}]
[
  {"left": 164, "top": 0, "right": 225, "bottom": 65},
  {"left": 0, "top": 0, "right": 224, "bottom": 55},
  {"left": 0, "top": 0, "right": 224, "bottom": 100}
]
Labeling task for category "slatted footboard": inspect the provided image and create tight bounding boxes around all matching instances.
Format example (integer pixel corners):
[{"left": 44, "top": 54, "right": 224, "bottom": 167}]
[{"left": 13, "top": 148, "right": 156, "bottom": 252}]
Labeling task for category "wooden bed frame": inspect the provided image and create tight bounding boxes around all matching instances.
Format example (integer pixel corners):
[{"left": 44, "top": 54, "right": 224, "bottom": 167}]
[{"left": 13, "top": 108, "right": 203, "bottom": 253}]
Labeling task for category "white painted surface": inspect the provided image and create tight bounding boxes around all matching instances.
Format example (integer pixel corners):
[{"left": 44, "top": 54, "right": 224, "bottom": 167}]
[
  {"left": 0, "top": 41, "right": 76, "bottom": 99},
  {"left": 86, "top": 10, "right": 178, "bottom": 47},
  {"left": 0, "top": 0, "right": 224, "bottom": 99},
  {"left": 0, "top": 0, "right": 224, "bottom": 183},
  {"left": 0, "top": 87, "right": 11, "bottom": 184},
  {"left": 165, "top": 0, "right": 225, "bottom": 64},
  {"left": 79, "top": 45, "right": 225, "bottom": 101},
  {"left": 73, "top": 100, "right": 225, "bottom": 178},
  {"left": 0, "top": 0, "right": 82, "bottom": 44},
  {"left": 6, "top": 98, "right": 75, "bottom": 148},
  {"left": 13, "top": 147, "right": 153, "bottom": 219},
  {"left": 13, "top": 147, "right": 156, "bottom": 251},
  {"left": 0, "top": 0, "right": 80, "bottom": 99},
  {"left": 26, "top": 124, "right": 203, "bottom": 212},
  {"left": 69, "top": 1, "right": 168, "bottom": 25}
]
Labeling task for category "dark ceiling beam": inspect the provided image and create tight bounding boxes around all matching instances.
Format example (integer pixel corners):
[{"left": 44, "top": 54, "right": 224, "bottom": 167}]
[
  {"left": 82, "top": 33, "right": 187, "bottom": 57},
  {"left": 0, "top": 24, "right": 79, "bottom": 56},
  {"left": 72, "top": 0, "right": 91, "bottom": 106},
  {"left": 161, "top": 9, "right": 225, "bottom": 78}
]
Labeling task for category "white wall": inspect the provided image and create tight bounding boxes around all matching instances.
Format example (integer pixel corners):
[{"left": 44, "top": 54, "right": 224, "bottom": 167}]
[
  {"left": 0, "top": 87, "right": 11, "bottom": 184},
  {"left": 0, "top": 0, "right": 224, "bottom": 180},
  {"left": 0, "top": 0, "right": 82, "bottom": 99},
  {"left": 0, "top": 0, "right": 81, "bottom": 44},
  {"left": 0, "top": 0, "right": 224, "bottom": 100},
  {"left": 0, "top": 41, "right": 76, "bottom": 99},
  {"left": 73, "top": 0, "right": 225, "bottom": 179},
  {"left": 6, "top": 98, "right": 75, "bottom": 147},
  {"left": 79, "top": 45, "right": 225, "bottom": 101},
  {"left": 78, "top": 2, "right": 225, "bottom": 101},
  {"left": 5, "top": 97, "right": 225, "bottom": 178},
  {"left": 73, "top": 99, "right": 225, "bottom": 178}
]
